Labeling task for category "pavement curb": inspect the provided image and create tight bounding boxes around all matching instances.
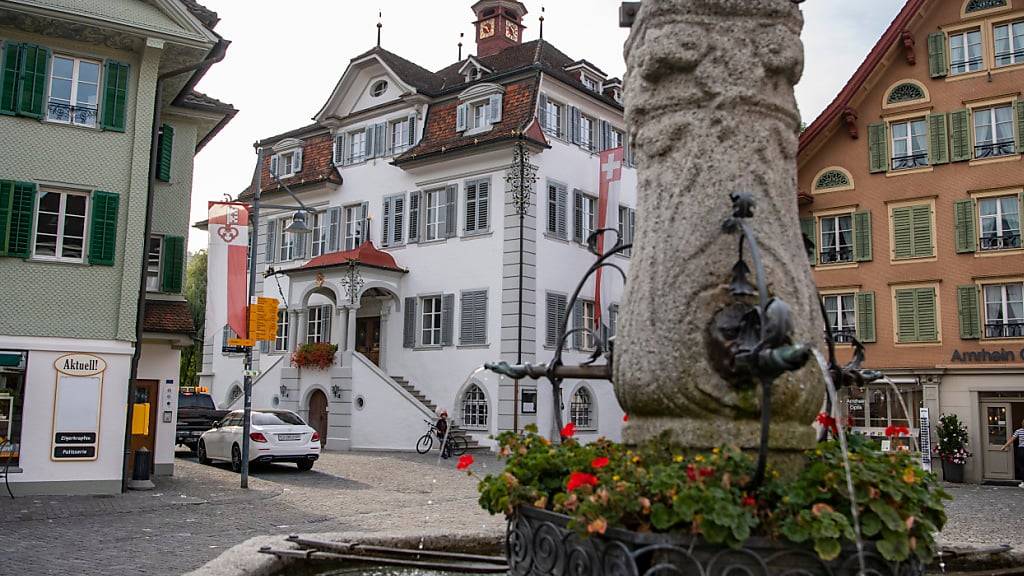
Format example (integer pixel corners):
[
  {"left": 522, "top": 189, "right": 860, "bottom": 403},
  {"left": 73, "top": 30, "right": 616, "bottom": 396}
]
[{"left": 183, "top": 528, "right": 505, "bottom": 576}]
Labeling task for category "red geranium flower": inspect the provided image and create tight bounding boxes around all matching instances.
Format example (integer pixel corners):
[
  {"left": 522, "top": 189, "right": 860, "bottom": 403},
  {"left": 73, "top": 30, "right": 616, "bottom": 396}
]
[
  {"left": 566, "top": 471, "right": 599, "bottom": 492},
  {"left": 686, "top": 464, "right": 698, "bottom": 482},
  {"left": 591, "top": 456, "right": 610, "bottom": 469},
  {"left": 560, "top": 422, "right": 576, "bottom": 438},
  {"left": 622, "top": 413, "right": 629, "bottom": 422},
  {"left": 816, "top": 412, "right": 838, "bottom": 435},
  {"left": 699, "top": 467, "right": 715, "bottom": 478},
  {"left": 884, "top": 425, "right": 910, "bottom": 437},
  {"left": 742, "top": 495, "right": 757, "bottom": 508},
  {"left": 456, "top": 454, "right": 474, "bottom": 470}
]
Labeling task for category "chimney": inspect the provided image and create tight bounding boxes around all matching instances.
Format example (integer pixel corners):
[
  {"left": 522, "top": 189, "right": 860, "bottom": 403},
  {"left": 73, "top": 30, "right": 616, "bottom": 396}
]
[{"left": 471, "top": 0, "right": 527, "bottom": 58}]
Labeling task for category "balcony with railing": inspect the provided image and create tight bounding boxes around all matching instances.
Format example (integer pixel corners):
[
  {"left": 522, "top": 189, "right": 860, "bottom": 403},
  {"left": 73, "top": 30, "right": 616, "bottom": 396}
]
[
  {"left": 891, "top": 152, "right": 928, "bottom": 171},
  {"left": 980, "top": 233, "right": 1022, "bottom": 251},
  {"left": 826, "top": 328, "right": 857, "bottom": 344},
  {"left": 985, "top": 322, "right": 1024, "bottom": 339},
  {"left": 819, "top": 246, "right": 854, "bottom": 265},
  {"left": 975, "top": 140, "right": 1017, "bottom": 159},
  {"left": 46, "top": 101, "right": 97, "bottom": 127}
]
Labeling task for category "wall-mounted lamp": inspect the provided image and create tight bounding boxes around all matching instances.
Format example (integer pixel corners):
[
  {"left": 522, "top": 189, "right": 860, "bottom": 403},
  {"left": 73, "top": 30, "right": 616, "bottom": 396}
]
[
  {"left": 279, "top": 384, "right": 289, "bottom": 398},
  {"left": 331, "top": 384, "right": 343, "bottom": 399}
]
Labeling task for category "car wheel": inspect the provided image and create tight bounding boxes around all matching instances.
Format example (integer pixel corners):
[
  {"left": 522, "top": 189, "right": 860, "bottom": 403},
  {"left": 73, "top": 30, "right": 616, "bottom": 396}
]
[
  {"left": 296, "top": 460, "right": 314, "bottom": 471},
  {"left": 197, "top": 441, "right": 211, "bottom": 465},
  {"left": 231, "top": 444, "right": 242, "bottom": 473}
]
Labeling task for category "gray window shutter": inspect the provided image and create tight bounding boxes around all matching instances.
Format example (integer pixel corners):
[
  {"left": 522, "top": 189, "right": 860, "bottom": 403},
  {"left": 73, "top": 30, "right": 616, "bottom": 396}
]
[
  {"left": 573, "top": 189, "right": 584, "bottom": 243},
  {"left": 957, "top": 285, "right": 981, "bottom": 340},
  {"left": 375, "top": 123, "right": 386, "bottom": 157},
  {"left": 460, "top": 290, "right": 487, "bottom": 345},
  {"left": 489, "top": 94, "right": 503, "bottom": 123},
  {"left": 358, "top": 201, "right": 369, "bottom": 245},
  {"left": 557, "top": 185, "right": 568, "bottom": 239},
  {"left": 342, "top": 133, "right": 352, "bottom": 165},
  {"left": 538, "top": 93, "right": 548, "bottom": 130},
  {"left": 456, "top": 103, "right": 468, "bottom": 132},
  {"left": 927, "top": 32, "right": 948, "bottom": 79},
  {"left": 478, "top": 179, "right": 489, "bottom": 230},
  {"left": 407, "top": 113, "right": 417, "bottom": 147},
  {"left": 465, "top": 182, "right": 478, "bottom": 232},
  {"left": 853, "top": 210, "right": 872, "bottom": 262},
  {"left": 292, "top": 148, "right": 303, "bottom": 173},
  {"left": 954, "top": 199, "right": 977, "bottom": 253},
  {"left": 408, "top": 191, "right": 421, "bottom": 243},
  {"left": 572, "top": 300, "right": 584, "bottom": 349},
  {"left": 1018, "top": 101, "right": 1024, "bottom": 154},
  {"left": 441, "top": 293, "right": 455, "bottom": 346},
  {"left": 599, "top": 120, "right": 609, "bottom": 151},
  {"left": 322, "top": 306, "right": 332, "bottom": 343},
  {"left": 928, "top": 113, "right": 949, "bottom": 165},
  {"left": 445, "top": 184, "right": 458, "bottom": 238},
  {"left": 270, "top": 155, "right": 279, "bottom": 177},
  {"left": 265, "top": 219, "right": 276, "bottom": 263},
  {"left": 364, "top": 125, "right": 374, "bottom": 158},
  {"left": 403, "top": 297, "right": 416, "bottom": 348},
  {"left": 545, "top": 293, "right": 567, "bottom": 347},
  {"left": 382, "top": 197, "right": 393, "bottom": 248},
  {"left": 570, "top": 107, "right": 581, "bottom": 144},
  {"left": 609, "top": 304, "right": 619, "bottom": 338},
  {"left": 333, "top": 135, "right": 344, "bottom": 164},
  {"left": 327, "top": 207, "right": 341, "bottom": 252},
  {"left": 393, "top": 195, "right": 405, "bottom": 244}
]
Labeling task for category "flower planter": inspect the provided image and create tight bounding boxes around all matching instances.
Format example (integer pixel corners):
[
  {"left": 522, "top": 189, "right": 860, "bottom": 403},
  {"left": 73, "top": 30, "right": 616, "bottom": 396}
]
[
  {"left": 508, "top": 506, "right": 923, "bottom": 576},
  {"left": 941, "top": 461, "right": 965, "bottom": 483}
]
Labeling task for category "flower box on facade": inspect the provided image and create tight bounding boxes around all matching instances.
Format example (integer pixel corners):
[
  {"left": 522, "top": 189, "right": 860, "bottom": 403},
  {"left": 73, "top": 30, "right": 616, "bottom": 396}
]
[
  {"left": 290, "top": 343, "right": 339, "bottom": 370},
  {"left": 508, "top": 506, "right": 924, "bottom": 576}
]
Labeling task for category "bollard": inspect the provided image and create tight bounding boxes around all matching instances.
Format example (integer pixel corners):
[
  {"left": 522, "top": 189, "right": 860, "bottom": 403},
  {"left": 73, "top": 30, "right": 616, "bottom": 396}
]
[{"left": 127, "top": 447, "right": 155, "bottom": 491}]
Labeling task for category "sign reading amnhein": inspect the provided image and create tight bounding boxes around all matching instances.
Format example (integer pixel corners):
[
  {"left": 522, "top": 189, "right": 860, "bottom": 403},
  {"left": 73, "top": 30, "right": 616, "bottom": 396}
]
[{"left": 51, "top": 354, "right": 106, "bottom": 461}]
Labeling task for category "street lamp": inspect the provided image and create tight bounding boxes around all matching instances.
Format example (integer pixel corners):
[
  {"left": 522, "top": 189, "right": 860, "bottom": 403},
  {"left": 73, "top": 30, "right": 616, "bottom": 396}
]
[{"left": 238, "top": 148, "right": 315, "bottom": 489}]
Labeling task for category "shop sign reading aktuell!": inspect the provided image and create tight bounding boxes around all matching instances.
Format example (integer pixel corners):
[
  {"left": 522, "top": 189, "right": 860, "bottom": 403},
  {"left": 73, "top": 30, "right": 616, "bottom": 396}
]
[
  {"left": 54, "top": 353, "right": 107, "bottom": 376},
  {"left": 949, "top": 347, "right": 1024, "bottom": 363}
]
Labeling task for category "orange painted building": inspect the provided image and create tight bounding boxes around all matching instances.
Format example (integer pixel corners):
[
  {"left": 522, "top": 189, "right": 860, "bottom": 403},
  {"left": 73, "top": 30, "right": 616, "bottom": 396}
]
[{"left": 798, "top": 0, "right": 1024, "bottom": 483}]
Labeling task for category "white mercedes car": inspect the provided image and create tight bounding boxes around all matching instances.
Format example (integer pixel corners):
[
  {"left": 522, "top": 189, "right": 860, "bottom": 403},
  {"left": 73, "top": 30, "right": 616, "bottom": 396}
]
[{"left": 197, "top": 409, "right": 321, "bottom": 471}]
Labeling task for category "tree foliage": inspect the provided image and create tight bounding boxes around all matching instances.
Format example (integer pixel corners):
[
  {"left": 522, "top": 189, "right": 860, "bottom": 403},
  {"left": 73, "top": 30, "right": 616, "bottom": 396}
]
[{"left": 179, "top": 249, "right": 207, "bottom": 386}]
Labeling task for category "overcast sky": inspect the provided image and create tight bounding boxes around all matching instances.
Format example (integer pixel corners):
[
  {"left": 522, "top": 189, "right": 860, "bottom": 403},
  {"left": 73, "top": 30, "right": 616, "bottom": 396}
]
[{"left": 188, "top": 0, "right": 903, "bottom": 250}]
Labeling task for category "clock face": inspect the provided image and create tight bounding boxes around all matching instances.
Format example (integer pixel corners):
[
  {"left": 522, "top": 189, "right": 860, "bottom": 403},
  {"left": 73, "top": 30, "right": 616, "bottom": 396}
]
[
  {"left": 480, "top": 18, "right": 495, "bottom": 39},
  {"left": 505, "top": 21, "right": 519, "bottom": 41}
]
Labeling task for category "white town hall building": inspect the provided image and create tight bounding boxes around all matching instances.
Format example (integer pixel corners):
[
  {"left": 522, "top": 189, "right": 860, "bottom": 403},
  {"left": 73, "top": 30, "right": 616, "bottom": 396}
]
[{"left": 200, "top": 0, "right": 636, "bottom": 450}]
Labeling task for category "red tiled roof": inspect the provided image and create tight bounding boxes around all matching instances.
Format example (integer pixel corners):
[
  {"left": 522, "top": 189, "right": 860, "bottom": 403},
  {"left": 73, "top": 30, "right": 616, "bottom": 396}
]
[
  {"left": 798, "top": 0, "right": 927, "bottom": 155},
  {"left": 143, "top": 300, "right": 196, "bottom": 334},
  {"left": 301, "top": 242, "right": 406, "bottom": 273},
  {"left": 241, "top": 132, "right": 342, "bottom": 199}
]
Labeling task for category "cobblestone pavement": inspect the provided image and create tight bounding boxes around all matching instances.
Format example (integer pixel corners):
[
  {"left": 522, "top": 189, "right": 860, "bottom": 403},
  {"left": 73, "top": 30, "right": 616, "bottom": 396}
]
[{"left": 1, "top": 453, "right": 1021, "bottom": 576}]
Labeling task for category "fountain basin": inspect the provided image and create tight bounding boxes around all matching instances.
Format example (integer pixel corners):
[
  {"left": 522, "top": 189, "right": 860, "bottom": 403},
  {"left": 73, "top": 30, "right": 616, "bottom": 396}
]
[{"left": 508, "top": 506, "right": 924, "bottom": 576}]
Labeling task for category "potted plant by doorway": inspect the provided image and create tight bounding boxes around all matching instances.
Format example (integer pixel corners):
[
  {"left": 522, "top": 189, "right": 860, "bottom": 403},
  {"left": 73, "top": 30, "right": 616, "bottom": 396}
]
[
  {"left": 291, "top": 343, "right": 338, "bottom": 370},
  {"left": 935, "top": 413, "right": 971, "bottom": 483}
]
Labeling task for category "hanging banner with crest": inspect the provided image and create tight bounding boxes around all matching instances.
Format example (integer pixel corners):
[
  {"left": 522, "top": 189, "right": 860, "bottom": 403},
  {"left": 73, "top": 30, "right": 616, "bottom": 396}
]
[{"left": 208, "top": 202, "right": 251, "bottom": 341}]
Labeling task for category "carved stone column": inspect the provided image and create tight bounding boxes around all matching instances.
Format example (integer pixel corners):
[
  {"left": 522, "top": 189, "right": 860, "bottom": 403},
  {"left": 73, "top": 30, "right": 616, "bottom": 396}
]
[
  {"left": 615, "top": 0, "right": 823, "bottom": 461},
  {"left": 289, "top": 309, "right": 303, "bottom": 351}
]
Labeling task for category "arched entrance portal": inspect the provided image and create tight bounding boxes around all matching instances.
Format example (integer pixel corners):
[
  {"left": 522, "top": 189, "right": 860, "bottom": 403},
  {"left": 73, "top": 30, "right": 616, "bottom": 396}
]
[
  {"left": 308, "top": 390, "right": 328, "bottom": 447},
  {"left": 354, "top": 287, "right": 399, "bottom": 368}
]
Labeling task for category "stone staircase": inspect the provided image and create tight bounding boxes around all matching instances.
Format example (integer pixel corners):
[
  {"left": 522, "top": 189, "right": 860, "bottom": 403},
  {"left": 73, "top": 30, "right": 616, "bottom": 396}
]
[{"left": 391, "top": 376, "right": 485, "bottom": 451}]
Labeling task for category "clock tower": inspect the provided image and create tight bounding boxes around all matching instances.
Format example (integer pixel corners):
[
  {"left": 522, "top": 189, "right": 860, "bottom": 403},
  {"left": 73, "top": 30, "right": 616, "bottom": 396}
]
[{"left": 471, "top": 0, "right": 527, "bottom": 58}]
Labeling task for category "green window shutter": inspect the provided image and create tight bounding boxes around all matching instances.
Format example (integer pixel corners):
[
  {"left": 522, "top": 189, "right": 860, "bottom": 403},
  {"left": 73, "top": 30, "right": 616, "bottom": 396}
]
[
  {"left": 855, "top": 292, "right": 876, "bottom": 343},
  {"left": 0, "top": 180, "right": 11, "bottom": 255},
  {"left": 16, "top": 44, "right": 48, "bottom": 118},
  {"left": 927, "top": 32, "right": 948, "bottom": 78},
  {"left": 87, "top": 191, "right": 119, "bottom": 266},
  {"left": 868, "top": 123, "right": 888, "bottom": 174},
  {"left": 853, "top": 210, "right": 872, "bottom": 262},
  {"left": 895, "top": 289, "right": 918, "bottom": 343},
  {"left": 915, "top": 288, "right": 938, "bottom": 342},
  {"left": 100, "top": 60, "right": 129, "bottom": 132},
  {"left": 892, "top": 207, "right": 914, "bottom": 259},
  {"left": 910, "top": 204, "right": 933, "bottom": 257},
  {"left": 1, "top": 43, "right": 20, "bottom": 115},
  {"left": 949, "top": 110, "right": 971, "bottom": 162},
  {"left": 928, "top": 113, "right": 949, "bottom": 165},
  {"left": 957, "top": 285, "right": 980, "bottom": 340},
  {"left": 799, "top": 216, "right": 816, "bottom": 264},
  {"left": 954, "top": 199, "right": 977, "bottom": 253},
  {"left": 5, "top": 181, "right": 36, "bottom": 258},
  {"left": 157, "top": 124, "right": 174, "bottom": 182},
  {"left": 161, "top": 236, "right": 185, "bottom": 293},
  {"left": 1017, "top": 100, "right": 1024, "bottom": 154}
]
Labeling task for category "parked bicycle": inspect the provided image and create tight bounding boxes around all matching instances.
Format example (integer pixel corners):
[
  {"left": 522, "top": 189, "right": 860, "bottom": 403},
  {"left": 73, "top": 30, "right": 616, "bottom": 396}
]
[{"left": 416, "top": 419, "right": 468, "bottom": 456}]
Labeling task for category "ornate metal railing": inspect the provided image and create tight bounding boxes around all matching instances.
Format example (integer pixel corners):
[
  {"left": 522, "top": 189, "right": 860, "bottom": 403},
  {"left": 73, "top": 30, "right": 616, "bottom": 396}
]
[
  {"left": 975, "top": 140, "right": 1016, "bottom": 158},
  {"left": 46, "top": 101, "right": 97, "bottom": 126},
  {"left": 995, "top": 49, "right": 1024, "bottom": 66},
  {"left": 980, "top": 233, "right": 1021, "bottom": 251},
  {"left": 950, "top": 56, "right": 985, "bottom": 75},
  {"left": 819, "top": 247, "right": 853, "bottom": 264},
  {"left": 985, "top": 322, "right": 1024, "bottom": 338},
  {"left": 891, "top": 153, "right": 928, "bottom": 171},
  {"left": 826, "top": 328, "right": 857, "bottom": 344}
]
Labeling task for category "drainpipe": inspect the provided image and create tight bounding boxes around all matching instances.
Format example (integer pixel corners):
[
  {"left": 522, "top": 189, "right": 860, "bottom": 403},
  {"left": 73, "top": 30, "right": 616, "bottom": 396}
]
[{"left": 121, "top": 39, "right": 229, "bottom": 493}]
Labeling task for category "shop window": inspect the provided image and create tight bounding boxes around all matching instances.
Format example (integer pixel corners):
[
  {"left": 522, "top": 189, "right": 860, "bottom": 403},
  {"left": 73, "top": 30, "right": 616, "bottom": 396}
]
[
  {"left": 0, "top": 351, "right": 25, "bottom": 467},
  {"left": 843, "top": 384, "right": 923, "bottom": 438}
]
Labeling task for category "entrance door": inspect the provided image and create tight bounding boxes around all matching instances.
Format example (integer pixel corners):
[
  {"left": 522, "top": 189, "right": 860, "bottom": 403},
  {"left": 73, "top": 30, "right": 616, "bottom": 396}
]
[
  {"left": 128, "top": 380, "right": 159, "bottom": 473},
  {"left": 982, "top": 402, "right": 1013, "bottom": 481},
  {"left": 308, "top": 390, "right": 328, "bottom": 447},
  {"left": 355, "top": 316, "right": 382, "bottom": 366}
]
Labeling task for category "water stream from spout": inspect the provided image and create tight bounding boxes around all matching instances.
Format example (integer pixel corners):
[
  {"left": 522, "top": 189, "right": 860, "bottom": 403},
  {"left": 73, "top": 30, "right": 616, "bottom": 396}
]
[
  {"left": 436, "top": 366, "right": 489, "bottom": 467},
  {"left": 813, "top": 349, "right": 867, "bottom": 575}
]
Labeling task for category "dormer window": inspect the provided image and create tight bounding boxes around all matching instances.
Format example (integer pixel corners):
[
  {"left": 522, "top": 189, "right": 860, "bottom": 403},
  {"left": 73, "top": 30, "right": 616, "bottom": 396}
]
[
  {"left": 370, "top": 80, "right": 388, "bottom": 97},
  {"left": 269, "top": 139, "right": 304, "bottom": 179},
  {"left": 455, "top": 83, "right": 504, "bottom": 135},
  {"left": 459, "top": 57, "right": 492, "bottom": 84},
  {"left": 581, "top": 75, "right": 599, "bottom": 92}
]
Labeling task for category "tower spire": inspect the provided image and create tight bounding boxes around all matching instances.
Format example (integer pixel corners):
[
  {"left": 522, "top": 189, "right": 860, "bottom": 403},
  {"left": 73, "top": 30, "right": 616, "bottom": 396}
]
[
  {"left": 539, "top": 6, "right": 545, "bottom": 40},
  {"left": 459, "top": 32, "right": 464, "bottom": 60},
  {"left": 376, "top": 11, "right": 382, "bottom": 47}
]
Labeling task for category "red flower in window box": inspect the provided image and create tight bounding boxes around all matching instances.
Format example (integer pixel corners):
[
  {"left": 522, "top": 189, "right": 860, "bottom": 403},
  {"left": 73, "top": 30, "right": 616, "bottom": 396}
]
[
  {"left": 290, "top": 343, "right": 339, "bottom": 370},
  {"left": 566, "top": 471, "right": 599, "bottom": 492},
  {"left": 560, "top": 422, "right": 576, "bottom": 439}
]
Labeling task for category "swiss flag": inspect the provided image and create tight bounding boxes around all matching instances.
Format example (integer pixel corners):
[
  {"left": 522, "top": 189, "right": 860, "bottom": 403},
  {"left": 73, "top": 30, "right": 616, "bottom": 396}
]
[{"left": 594, "top": 147, "right": 624, "bottom": 333}]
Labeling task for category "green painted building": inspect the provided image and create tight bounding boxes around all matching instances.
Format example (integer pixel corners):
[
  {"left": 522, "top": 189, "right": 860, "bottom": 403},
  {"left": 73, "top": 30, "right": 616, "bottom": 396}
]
[{"left": 0, "top": 0, "right": 234, "bottom": 495}]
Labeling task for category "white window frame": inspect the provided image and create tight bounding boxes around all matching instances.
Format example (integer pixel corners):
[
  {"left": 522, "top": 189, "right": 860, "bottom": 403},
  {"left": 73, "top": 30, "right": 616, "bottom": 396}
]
[
  {"left": 305, "top": 305, "right": 331, "bottom": 344},
  {"left": 889, "top": 118, "right": 928, "bottom": 170},
  {"left": 146, "top": 235, "right": 163, "bottom": 292},
  {"left": 972, "top": 104, "right": 1016, "bottom": 159},
  {"left": 310, "top": 212, "right": 326, "bottom": 257},
  {"left": 32, "top": 188, "right": 89, "bottom": 263},
  {"left": 47, "top": 54, "right": 101, "bottom": 127},
  {"left": 570, "top": 386, "right": 596, "bottom": 430},
  {"left": 581, "top": 75, "right": 599, "bottom": 92},
  {"left": 420, "top": 295, "right": 443, "bottom": 347},
  {"left": 978, "top": 194, "right": 1021, "bottom": 250},
  {"left": 343, "top": 204, "right": 365, "bottom": 250},
  {"left": 822, "top": 293, "right": 857, "bottom": 343},
  {"left": 277, "top": 217, "right": 295, "bottom": 261},
  {"left": 581, "top": 300, "right": 597, "bottom": 351},
  {"left": 949, "top": 29, "right": 984, "bottom": 75},
  {"left": 579, "top": 115, "right": 594, "bottom": 151},
  {"left": 370, "top": 79, "right": 388, "bottom": 97},
  {"left": 994, "top": 20, "right": 1024, "bottom": 67},
  {"left": 983, "top": 282, "right": 1024, "bottom": 338},
  {"left": 424, "top": 188, "right": 446, "bottom": 242},
  {"left": 272, "top": 151, "right": 297, "bottom": 178},
  {"left": 348, "top": 130, "right": 367, "bottom": 164},
  {"left": 275, "top": 309, "right": 290, "bottom": 352},
  {"left": 543, "top": 98, "right": 563, "bottom": 139},
  {"left": 470, "top": 100, "right": 490, "bottom": 131},
  {"left": 610, "top": 129, "right": 624, "bottom": 150},
  {"left": 460, "top": 384, "right": 489, "bottom": 430},
  {"left": 818, "top": 213, "right": 854, "bottom": 264},
  {"left": 618, "top": 205, "right": 635, "bottom": 257},
  {"left": 579, "top": 193, "right": 598, "bottom": 242},
  {"left": 390, "top": 118, "right": 411, "bottom": 155}
]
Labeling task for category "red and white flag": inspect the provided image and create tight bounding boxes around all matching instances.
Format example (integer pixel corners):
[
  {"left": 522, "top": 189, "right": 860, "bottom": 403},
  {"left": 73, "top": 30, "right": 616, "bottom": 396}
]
[
  {"left": 208, "top": 202, "right": 250, "bottom": 339},
  {"left": 594, "top": 147, "right": 624, "bottom": 335}
]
